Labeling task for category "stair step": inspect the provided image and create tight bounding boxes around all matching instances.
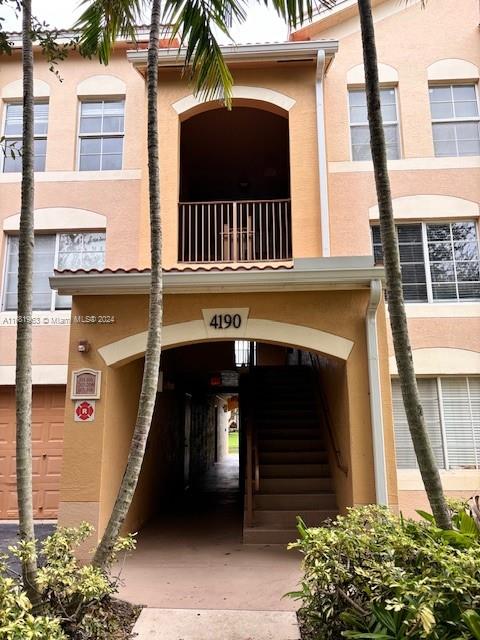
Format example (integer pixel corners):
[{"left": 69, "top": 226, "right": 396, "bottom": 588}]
[
  {"left": 259, "top": 451, "right": 328, "bottom": 464},
  {"left": 260, "top": 477, "right": 334, "bottom": 492},
  {"left": 253, "top": 509, "right": 337, "bottom": 527},
  {"left": 258, "top": 428, "right": 322, "bottom": 439},
  {"left": 243, "top": 527, "right": 299, "bottom": 545},
  {"left": 260, "top": 463, "right": 330, "bottom": 478},
  {"left": 254, "top": 492, "right": 337, "bottom": 510},
  {"left": 258, "top": 439, "right": 324, "bottom": 452}
]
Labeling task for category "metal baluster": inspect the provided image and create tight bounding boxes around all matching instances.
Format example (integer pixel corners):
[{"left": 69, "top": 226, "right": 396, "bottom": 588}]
[
  {"left": 233, "top": 201, "right": 238, "bottom": 262},
  {"left": 273, "top": 201, "right": 277, "bottom": 260},
  {"left": 201, "top": 204, "right": 205, "bottom": 262},
  {"left": 208, "top": 203, "right": 211, "bottom": 262},
  {"left": 253, "top": 202, "right": 256, "bottom": 261},
  {"left": 266, "top": 202, "right": 270, "bottom": 260}
]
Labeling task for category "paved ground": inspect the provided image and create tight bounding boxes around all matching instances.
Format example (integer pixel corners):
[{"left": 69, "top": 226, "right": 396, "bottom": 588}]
[
  {"left": 116, "top": 456, "right": 302, "bottom": 611},
  {"left": 132, "top": 608, "right": 300, "bottom": 640},
  {"left": 0, "top": 522, "right": 55, "bottom": 574}
]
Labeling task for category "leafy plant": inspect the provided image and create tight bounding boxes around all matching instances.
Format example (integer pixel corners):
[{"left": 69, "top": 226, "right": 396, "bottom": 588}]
[
  {"left": 2, "top": 523, "right": 137, "bottom": 639},
  {"left": 289, "top": 505, "right": 480, "bottom": 640}
]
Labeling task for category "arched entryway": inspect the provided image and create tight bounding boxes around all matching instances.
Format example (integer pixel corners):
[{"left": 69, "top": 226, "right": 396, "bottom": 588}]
[{"left": 110, "top": 338, "right": 348, "bottom": 609}]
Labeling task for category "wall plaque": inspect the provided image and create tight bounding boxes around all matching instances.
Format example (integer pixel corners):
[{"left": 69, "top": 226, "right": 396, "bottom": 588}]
[
  {"left": 74, "top": 400, "right": 95, "bottom": 422},
  {"left": 71, "top": 369, "right": 101, "bottom": 400}
]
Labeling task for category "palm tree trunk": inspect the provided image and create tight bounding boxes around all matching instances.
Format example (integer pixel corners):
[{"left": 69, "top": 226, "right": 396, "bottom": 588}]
[
  {"left": 92, "top": 0, "right": 163, "bottom": 568},
  {"left": 16, "top": 0, "right": 41, "bottom": 605},
  {"left": 357, "top": 0, "right": 451, "bottom": 529}
]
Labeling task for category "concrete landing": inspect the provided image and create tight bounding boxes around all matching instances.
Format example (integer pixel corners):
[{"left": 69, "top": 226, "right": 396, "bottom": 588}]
[{"left": 132, "top": 608, "right": 300, "bottom": 640}]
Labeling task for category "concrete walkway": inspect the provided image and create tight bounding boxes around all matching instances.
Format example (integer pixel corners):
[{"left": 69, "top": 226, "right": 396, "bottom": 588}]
[
  {"left": 117, "top": 457, "right": 302, "bottom": 611},
  {"left": 132, "top": 608, "right": 300, "bottom": 640}
]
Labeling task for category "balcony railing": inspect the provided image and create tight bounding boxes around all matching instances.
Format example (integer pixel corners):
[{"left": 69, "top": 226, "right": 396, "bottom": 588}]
[{"left": 178, "top": 199, "right": 292, "bottom": 263}]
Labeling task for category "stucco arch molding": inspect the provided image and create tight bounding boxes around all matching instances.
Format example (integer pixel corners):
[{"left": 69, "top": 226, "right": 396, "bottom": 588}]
[
  {"left": 3, "top": 207, "right": 107, "bottom": 232},
  {"left": 427, "top": 59, "right": 479, "bottom": 82},
  {"left": 2, "top": 78, "right": 50, "bottom": 99},
  {"left": 347, "top": 63, "right": 398, "bottom": 86},
  {"left": 369, "top": 195, "right": 479, "bottom": 221},
  {"left": 98, "top": 319, "right": 354, "bottom": 368},
  {"left": 172, "top": 86, "right": 296, "bottom": 116}
]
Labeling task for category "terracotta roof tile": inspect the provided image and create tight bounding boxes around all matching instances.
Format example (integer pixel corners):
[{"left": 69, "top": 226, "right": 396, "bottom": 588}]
[{"left": 54, "top": 263, "right": 294, "bottom": 276}]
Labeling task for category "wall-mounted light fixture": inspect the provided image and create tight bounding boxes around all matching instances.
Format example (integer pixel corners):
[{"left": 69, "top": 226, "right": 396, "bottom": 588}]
[{"left": 77, "top": 340, "right": 90, "bottom": 353}]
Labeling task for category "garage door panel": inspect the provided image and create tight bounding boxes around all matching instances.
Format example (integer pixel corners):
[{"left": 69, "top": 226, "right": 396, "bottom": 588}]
[
  {"left": 45, "top": 422, "right": 64, "bottom": 444},
  {"left": 44, "top": 455, "right": 63, "bottom": 478},
  {"left": 0, "top": 386, "right": 65, "bottom": 519},
  {"left": 0, "top": 422, "right": 11, "bottom": 445}
]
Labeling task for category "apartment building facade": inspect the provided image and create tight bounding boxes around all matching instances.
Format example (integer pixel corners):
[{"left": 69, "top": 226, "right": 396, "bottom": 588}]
[{"left": 0, "top": 0, "right": 478, "bottom": 541}]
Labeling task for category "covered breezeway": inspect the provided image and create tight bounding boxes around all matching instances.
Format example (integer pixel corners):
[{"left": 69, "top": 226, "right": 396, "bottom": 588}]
[{"left": 51, "top": 261, "right": 398, "bottom": 586}]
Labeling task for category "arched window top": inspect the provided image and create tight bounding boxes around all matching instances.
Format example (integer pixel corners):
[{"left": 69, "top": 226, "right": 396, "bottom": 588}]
[
  {"left": 76, "top": 75, "right": 126, "bottom": 97},
  {"left": 369, "top": 195, "right": 479, "bottom": 220},
  {"left": 3, "top": 207, "right": 107, "bottom": 232},
  {"left": 427, "top": 59, "right": 479, "bottom": 82},
  {"left": 347, "top": 63, "right": 398, "bottom": 86},
  {"left": 2, "top": 78, "right": 50, "bottom": 99}
]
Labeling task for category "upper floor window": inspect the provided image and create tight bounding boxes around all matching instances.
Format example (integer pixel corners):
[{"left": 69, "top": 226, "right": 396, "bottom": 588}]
[
  {"left": 2, "top": 102, "right": 48, "bottom": 172},
  {"left": 392, "top": 376, "right": 480, "bottom": 470},
  {"left": 3, "top": 231, "right": 106, "bottom": 311},
  {"left": 372, "top": 221, "right": 480, "bottom": 302},
  {"left": 348, "top": 88, "right": 400, "bottom": 161},
  {"left": 78, "top": 100, "right": 124, "bottom": 171},
  {"left": 429, "top": 84, "right": 480, "bottom": 157}
]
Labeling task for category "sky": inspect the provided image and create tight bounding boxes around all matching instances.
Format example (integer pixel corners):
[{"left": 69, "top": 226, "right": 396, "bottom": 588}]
[{"left": 1, "top": 0, "right": 290, "bottom": 43}]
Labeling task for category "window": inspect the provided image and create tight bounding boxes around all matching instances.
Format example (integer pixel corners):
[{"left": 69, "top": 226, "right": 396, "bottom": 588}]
[
  {"left": 2, "top": 102, "right": 48, "bottom": 172},
  {"left": 234, "top": 341, "right": 257, "bottom": 368},
  {"left": 78, "top": 100, "right": 124, "bottom": 171},
  {"left": 348, "top": 88, "right": 401, "bottom": 161},
  {"left": 372, "top": 221, "right": 480, "bottom": 302},
  {"left": 392, "top": 377, "right": 480, "bottom": 470},
  {"left": 3, "top": 232, "right": 106, "bottom": 311},
  {"left": 429, "top": 84, "right": 480, "bottom": 157}
]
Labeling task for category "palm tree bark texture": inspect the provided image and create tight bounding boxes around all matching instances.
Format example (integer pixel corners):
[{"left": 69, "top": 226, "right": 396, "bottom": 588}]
[
  {"left": 16, "top": 0, "right": 41, "bottom": 606},
  {"left": 92, "top": 0, "right": 163, "bottom": 568},
  {"left": 357, "top": 0, "right": 451, "bottom": 529}
]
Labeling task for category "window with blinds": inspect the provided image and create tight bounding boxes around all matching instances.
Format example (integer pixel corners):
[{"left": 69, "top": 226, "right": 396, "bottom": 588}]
[
  {"left": 392, "top": 379, "right": 445, "bottom": 468},
  {"left": 372, "top": 221, "right": 480, "bottom": 302},
  {"left": 392, "top": 377, "right": 480, "bottom": 470}
]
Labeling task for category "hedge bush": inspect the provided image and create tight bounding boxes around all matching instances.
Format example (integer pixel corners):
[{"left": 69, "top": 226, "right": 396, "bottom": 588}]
[
  {"left": 289, "top": 503, "right": 480, "bottom": 640},
  {"left": 0, "top": 523, "right": 137, "bottom": 639}
]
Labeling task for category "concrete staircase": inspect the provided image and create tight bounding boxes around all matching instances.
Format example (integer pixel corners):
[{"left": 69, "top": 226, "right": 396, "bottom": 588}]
[{"left": 243, "top": 367, "right": 338, "bottom": 544}]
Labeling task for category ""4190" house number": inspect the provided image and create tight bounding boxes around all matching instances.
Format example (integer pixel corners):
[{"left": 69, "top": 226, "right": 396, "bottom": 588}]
[{"left": 209, "top": 313, "right": 242, "bottom": 329}]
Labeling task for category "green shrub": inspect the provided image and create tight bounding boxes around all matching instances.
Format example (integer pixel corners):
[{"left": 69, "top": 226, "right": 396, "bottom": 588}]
[
  {"left": 2, "top": 523, "right": 136, "bottom": 639},
  {"left": 289, "top": 504, "right": 480, "bottom": 640}
]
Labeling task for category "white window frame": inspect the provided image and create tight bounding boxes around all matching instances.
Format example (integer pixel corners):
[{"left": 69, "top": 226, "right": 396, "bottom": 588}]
[
  {"left": 1, "top": 100, "right": 49, "bottom": 173},
  {"left": 77, "top": 98, "right": 125, "bottom": 171},
  {"left": 347, "top": 85, "right": 402, "bottom": 162},
  {"left": 1, "top": 231, "right": 106, "bottom": 312},
  {"left": 429, "top": 83, "right": 480, "bottom": 157},
  {"left": 372, "top": 219, "right": 480, "bottom": 303},
  {"left": 393, "top": 375, "right": 480, "bottom": 470}
]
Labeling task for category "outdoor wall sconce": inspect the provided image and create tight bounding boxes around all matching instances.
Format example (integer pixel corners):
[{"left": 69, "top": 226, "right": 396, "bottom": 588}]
[{"left": 77, "top": 340, "right": 90, "bottom": 353}]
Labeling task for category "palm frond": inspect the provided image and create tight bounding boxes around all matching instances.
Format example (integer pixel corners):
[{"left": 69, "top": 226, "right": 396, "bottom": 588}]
[
  {"left": 164, "top": 0, "right": 247, "bottom": 105},
  {"left": 74, "top": 0, "right": 145, "bottom": 64},
  {"left": 265, "top": 0, "right": 336, "bottom": 29}
]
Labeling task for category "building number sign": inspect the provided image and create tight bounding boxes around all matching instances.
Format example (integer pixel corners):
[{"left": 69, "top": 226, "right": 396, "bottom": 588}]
[
  {"left": 202, "top": 308, "right": 249, "bottom": 337},
  {"left": 209, "top": 313, "right": 242, "bottom": 329}
]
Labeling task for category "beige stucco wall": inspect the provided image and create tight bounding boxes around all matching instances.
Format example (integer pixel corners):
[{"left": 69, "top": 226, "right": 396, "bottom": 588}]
[
  {"left": 0, "top": 49, "right": 146, "bottom": 377},
  {"left": 58, "top": 289, "right": 397, "bottom": 540},
  {"left": 149, "top": 65, "right": 322, "bottom": 269},
  {"left": 314, "top": 0, "right": 480, "bottom": 366}
]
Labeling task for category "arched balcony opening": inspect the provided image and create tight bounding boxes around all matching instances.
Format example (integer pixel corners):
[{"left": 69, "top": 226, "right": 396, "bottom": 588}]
[{"left": 178, "top": 105, "right": 292, "bottom": 264}]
